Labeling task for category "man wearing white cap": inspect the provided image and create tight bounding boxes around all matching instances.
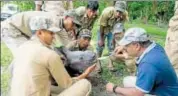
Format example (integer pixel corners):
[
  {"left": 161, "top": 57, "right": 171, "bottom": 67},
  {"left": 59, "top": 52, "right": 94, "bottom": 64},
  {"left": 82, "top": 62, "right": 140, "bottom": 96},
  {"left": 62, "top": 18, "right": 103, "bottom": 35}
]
[
  {"left": 10, "top": 16, "right": 96, "bottom": 96},
  {"left": 106, "top": 27, "right": 178, "bottom": 96}
]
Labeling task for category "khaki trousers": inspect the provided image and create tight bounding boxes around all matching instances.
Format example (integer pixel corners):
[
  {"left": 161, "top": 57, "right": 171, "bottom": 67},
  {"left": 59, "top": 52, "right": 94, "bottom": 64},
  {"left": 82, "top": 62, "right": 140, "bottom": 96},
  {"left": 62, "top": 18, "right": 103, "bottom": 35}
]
[{"left": 51, "top": 79, "right": 92, "bottom": 96}]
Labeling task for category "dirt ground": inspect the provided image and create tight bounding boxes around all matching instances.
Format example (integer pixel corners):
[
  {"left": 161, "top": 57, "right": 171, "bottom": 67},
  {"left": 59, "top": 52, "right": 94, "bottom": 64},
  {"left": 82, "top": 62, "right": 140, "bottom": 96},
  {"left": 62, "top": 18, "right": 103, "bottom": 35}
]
[
  {"left": 88, "top": 74, "right": 117, "bottom": 96},
  {"left": 87, "top": 69, "right": 122, "bottom": 96}
]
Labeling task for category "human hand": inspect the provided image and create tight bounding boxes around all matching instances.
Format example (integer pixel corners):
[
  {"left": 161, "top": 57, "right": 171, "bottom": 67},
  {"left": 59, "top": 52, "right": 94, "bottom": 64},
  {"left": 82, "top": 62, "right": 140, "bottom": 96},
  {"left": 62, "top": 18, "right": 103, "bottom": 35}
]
[
  {"left": 83, "top": 64, "right": 96, "bottom": 75},
  {"left": 106, "top": 82, "right": 115, "bottom": 93}
]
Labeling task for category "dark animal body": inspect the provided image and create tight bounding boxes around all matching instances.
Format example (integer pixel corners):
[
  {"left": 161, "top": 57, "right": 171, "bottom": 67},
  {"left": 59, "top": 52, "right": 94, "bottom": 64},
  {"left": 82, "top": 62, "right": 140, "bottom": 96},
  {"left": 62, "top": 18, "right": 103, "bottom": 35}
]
[{"left": 54, "top": 46, "right": 97, "bottom": 77}]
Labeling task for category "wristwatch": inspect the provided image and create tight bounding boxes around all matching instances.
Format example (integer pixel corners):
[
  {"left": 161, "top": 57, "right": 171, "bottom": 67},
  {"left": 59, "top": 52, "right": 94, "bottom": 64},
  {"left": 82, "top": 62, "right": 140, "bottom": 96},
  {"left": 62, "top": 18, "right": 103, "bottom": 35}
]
[{"left": 113, "top": 85, "right": 118, "bottom": 94}]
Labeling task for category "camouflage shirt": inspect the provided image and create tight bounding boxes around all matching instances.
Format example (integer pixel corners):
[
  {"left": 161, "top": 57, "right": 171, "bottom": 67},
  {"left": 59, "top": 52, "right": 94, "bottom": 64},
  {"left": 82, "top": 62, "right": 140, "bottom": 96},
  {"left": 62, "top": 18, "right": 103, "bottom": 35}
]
[
  {"left": 4, "top": 11, "right": 72, "bottom": 46},
  {"left": 99, "top": 7, "right": 124, "bottom": 34},
  {"left": 75, "top": 6, "right": 98, "bottom": 31},
  {"left": 66, "top": 40, "right": 93, "bottom": 51}
]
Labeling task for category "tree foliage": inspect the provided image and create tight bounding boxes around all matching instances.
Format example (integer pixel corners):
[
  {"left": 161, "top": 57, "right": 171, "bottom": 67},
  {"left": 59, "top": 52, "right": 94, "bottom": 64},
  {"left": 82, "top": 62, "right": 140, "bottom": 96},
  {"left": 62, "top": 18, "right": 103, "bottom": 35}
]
[
  {"left": 128, "top": 1, "right": 175, "bottom": 24},
  {"left": 1, "top": 0, "right": 175, "bottom": 24}
]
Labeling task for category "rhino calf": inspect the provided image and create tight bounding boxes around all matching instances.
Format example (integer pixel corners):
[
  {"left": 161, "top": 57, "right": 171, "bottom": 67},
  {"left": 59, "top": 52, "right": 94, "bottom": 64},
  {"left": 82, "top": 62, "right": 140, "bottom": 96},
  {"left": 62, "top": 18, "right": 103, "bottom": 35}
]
[{"left": 54, "top": 46, "right": 97, "bottom": 76}]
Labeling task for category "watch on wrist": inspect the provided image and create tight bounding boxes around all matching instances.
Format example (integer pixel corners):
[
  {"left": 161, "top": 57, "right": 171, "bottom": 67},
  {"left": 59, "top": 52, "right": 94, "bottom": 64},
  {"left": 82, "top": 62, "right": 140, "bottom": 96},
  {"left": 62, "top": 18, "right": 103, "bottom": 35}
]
[{"left": 113, "top": 85, "right": 118, "bottom": 93}]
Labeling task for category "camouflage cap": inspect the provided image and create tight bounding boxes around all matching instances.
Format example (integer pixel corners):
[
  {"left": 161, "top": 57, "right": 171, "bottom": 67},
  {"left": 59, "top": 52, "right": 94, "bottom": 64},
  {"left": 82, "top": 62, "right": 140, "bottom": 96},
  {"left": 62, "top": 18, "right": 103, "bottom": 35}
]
[
  {"left": 119, "top": 27, "right": 150, "bottom": 46},
  {"left": 79, "top": 29, "right": 92, "bottom": 38},
  {"left": 29, "top": 16, "right": 61, "bottom": 33},
  {"left": 115, "top": 1, "right": 127, "bottom": 13},
  {"left": 113, "top": 23, "right": 125, "bottom": 34},
  {"left": 64, "top": 10, "right": 81, "bottom": 27}
]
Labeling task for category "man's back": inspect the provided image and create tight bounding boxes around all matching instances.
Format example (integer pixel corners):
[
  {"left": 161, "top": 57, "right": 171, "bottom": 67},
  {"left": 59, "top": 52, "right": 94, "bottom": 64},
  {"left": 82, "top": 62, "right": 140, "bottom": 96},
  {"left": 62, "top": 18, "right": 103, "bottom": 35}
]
[
  {"left": 136, "top": 43, "right": 178, "bottom": 96},
  {"left": 10, "top": 37, "right": 73, "bottom": 96},
  {"left": 5, "top": 11, "right": 59, "bottom": 37},
  {"left": 11, "top": 37, "right": 54, "bottom": 96}
]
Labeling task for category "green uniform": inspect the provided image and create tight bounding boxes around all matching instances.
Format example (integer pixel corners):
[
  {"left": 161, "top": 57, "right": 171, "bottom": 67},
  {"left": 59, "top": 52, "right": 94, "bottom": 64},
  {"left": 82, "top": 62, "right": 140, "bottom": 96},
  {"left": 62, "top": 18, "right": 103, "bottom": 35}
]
[
  {"left": 66, "top": 40, "right": 93, "bottom": 51},
  {"left": 75, "top": 6, "right": 98, "bottom": 31},
  {"left": 99, "top": 7, "right": 124, "bottom": 34}
]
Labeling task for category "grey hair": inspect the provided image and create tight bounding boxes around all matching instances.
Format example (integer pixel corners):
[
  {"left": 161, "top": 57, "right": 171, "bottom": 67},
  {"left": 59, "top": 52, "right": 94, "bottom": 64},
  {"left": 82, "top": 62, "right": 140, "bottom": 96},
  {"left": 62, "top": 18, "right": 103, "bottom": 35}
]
[{"left": 131, "top": 40, "right": 152, "bottom": 48}]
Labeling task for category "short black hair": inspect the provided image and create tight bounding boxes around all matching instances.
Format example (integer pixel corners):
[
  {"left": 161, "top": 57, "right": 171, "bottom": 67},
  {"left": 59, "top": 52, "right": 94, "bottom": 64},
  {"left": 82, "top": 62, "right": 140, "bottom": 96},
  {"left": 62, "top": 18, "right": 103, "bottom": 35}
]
[{"left": 87, "top": 1, "right": 99, "bottom": 11}]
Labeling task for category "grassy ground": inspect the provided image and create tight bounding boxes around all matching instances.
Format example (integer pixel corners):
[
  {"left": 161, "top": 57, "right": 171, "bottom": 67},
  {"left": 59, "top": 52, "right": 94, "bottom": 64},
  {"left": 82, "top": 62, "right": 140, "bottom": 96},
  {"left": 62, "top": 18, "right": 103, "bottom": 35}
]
[
  {"left": 1, "top": 21, "right": 167, "bottom": 96},
  {"left": 1, "top": 42, "right": 12, "bottom": 96}
]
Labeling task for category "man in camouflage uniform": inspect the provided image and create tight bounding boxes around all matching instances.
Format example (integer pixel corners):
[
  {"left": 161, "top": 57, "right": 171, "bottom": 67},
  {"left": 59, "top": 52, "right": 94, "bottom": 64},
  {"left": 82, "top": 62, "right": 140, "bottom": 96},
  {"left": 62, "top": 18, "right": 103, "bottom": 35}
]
[
  {"left": 1, "top": 11, "right": 81, "bottom": 78},
  {"left": 1, "top": 11, "right": 81, "bottom": 57},
  {"left": 73, "top": 1, "right": 99, "bottom": 32},
  {"left": 108, "top": 23, "right": 136, "bottom": 74},
  {"left": 96, "top": 1, "right": 128, "bottom": 57},
  {"left": 66, "top": 29, "right": 93, "bottom": 51},
  {"left": 35, "top": 1, "right": 73, "bottom": 16},
  {"left": 10, "top": 16, "right": 96, "bottom": 96},
  {"left": 165, "top": 1, "right": 178, "bottom": 76}
]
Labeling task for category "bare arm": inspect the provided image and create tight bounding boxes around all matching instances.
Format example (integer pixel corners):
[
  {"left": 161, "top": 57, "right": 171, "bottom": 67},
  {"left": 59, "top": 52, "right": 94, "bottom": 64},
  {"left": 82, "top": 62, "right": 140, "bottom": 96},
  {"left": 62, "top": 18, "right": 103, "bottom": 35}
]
[
  {"left": 75, "top": 64, "right": 96, "bottom": 80},
  {"left": 106, "top": 83, "right": 144, "bottom": 96}
]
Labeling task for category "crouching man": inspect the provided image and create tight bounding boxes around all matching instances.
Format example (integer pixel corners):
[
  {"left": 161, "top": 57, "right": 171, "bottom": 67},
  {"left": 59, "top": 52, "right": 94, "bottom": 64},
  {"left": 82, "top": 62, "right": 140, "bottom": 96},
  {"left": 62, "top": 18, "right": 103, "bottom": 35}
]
[
  {"left": 66, "top": 29, "right": 102, "bottom": 73},
  {"left": 66, "top": 29, "right": 93, "bottom": 51},
  {"left": 106, "top": 28, "right": 178, "bottom": 96},
  {"left": 108, "top": 23, "right": 136, "bottom": 75},
  {"left": 10, "top": 16, "right": 96, "bottom": 96}
]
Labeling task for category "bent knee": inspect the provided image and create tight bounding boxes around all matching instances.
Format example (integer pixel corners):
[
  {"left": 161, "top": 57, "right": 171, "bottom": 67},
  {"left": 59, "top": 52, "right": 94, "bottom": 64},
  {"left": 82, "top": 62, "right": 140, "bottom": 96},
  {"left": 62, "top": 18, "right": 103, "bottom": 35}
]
[
  {"left": 123, "top": 76, "right": 136, "bottom": 88},
  {"left": 78, "top": 79, "right": 92, "bottom": 88}
]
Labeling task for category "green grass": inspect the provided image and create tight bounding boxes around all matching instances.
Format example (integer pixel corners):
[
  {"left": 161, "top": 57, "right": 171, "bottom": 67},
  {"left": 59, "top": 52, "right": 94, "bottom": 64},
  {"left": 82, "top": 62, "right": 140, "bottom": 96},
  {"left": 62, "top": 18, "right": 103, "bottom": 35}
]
[
  {"left": 125, "top": 22, "right": 167, "bottom": 37},
  {"left": 1, "top": 42, "right": 13, "bottom": 67},
  {"left": 1, "top": 21, "right": 167, "bottom": 95},
  {"left": 125, "top": 22, "right": 167, "bottom": 46},
  {"left": 1, "top": 42, "right": 12, "bottom": 96}
]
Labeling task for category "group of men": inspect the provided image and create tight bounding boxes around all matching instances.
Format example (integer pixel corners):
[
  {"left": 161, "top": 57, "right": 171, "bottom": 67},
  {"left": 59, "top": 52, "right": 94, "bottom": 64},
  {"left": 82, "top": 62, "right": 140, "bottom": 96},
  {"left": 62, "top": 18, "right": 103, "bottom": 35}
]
[{"left": 1, "top": 1, "right": 178, "bottom": 96}]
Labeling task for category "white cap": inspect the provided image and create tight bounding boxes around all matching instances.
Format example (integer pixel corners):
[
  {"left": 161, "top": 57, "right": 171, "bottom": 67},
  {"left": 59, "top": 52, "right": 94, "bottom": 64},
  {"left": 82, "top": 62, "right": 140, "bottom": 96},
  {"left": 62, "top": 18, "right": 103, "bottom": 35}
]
[{"left": 119, "top": 27, "right": 149, "bottom": 46}]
